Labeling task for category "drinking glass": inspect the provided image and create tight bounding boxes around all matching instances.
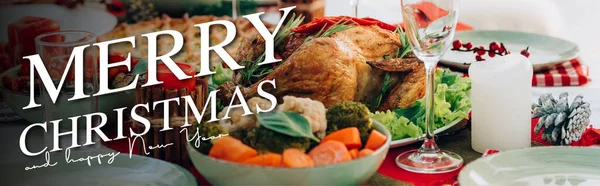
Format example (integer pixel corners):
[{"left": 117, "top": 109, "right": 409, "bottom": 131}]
[
  {"left": 349, "top": 0, "right": 360, "bottom": 17},
  {"left": 36, "top": 31, "right": 99, "bottom": 151},
  {"left": 232, "top": 0, "right": 240, "bottom": 19},
  {"left": 396, "top": 0, "right": 463, "bottom": 173}
]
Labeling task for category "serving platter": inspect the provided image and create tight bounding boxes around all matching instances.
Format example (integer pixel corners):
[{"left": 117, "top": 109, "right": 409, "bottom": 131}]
[
  {"left": 3, "top": 149, "right": 197, "bottom": 185},
  {"left": 458, "top": 146, "right": 600, "bottom": 186},
  {"left": 441, "top": 30, "right": 579, "bottom": 72},
  {"left": 389, "top": 117, "right": 465, "bottom": 148}
]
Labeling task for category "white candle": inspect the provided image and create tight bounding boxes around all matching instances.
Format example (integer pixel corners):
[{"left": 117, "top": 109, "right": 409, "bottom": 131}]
[{"left": 469, "top": 54, "right": 533, "bottom": 153}]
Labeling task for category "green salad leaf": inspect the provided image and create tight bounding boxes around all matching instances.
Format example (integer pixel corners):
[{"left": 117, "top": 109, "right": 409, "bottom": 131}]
[
  {"left": 211, "top": 64, "right": 232, "bottom": 86},
  {"left": 371, "top": 68, "right": 471, "bottom": 140},
  {"left": 371, "top": 110, "right": 422, "bottom": 140},
  {"left": 257, "top": 111, "right": 320, "bottom": 142}
]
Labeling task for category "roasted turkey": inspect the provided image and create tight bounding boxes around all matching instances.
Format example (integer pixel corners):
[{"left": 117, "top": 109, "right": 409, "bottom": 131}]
[{"left": 219, "top": 24, "right": 425, "bottom": 111}]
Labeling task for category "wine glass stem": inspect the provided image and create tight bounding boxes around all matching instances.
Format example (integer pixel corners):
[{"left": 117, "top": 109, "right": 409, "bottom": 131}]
[
  {"left": 232, "top": 0, "right": 239, "bottom": 19},
  {"left": 419, "top": 63, "right": 441, "bottom": 154}
]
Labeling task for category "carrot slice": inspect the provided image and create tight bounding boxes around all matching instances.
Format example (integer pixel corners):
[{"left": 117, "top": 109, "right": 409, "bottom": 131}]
[
  {"left": 365, "top": 130, "right": 387, "bottom": 151},
  {"left": 308, "top": 141, "right": 352, "bottom": 166},
  {"left": 349, "top": 149, "right": 359, "bottom": 159},
  {"left": 358, "top": 149, "right": 374, "bottom": 158},
  {"left": 321, "top": 127, "right": 362, "bottom": 149},
  {"left": 282, "top": 148, "right": 314, "bottom": 168},
  {"left": 242, "top": 153, "right": 282, "bottom": 167},
  {"left": 209, "top": 136, "right": 258, "bottom": 163}
]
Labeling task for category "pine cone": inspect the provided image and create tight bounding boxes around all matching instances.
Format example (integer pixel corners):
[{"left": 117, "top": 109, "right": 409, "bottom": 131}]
[{"left": 532, "top": 93, "right": 592, "bottom": 145}]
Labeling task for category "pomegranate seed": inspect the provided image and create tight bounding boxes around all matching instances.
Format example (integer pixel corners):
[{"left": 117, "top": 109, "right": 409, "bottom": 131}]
[
  {"left": 452, "top": 40, "right": 462, "bottom": 50},
  {"left": 475, "top": 46, "right": 486, "bottom": 55},
  {"left": 475, "top": 55, "right": 484, "bottom": 61},
  {"left": 463, "top": 42, "right": 473, "bottom": 50}
]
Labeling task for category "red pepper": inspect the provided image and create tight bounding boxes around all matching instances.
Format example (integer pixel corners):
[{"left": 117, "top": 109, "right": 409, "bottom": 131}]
[
  {"left": 362, "top": 17, "right": 397, "bottom": 31},
  {"left": 292, "top": 16, "right": 397, "bottom": 34}
]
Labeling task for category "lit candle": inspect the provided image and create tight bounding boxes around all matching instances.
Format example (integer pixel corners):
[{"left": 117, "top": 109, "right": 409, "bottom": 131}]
[
  {"left": 469, "top": 54, "right": 533, "bottom": 153},
  {"left": 156, "top": 63, "right": 197, "bottom": 91}
]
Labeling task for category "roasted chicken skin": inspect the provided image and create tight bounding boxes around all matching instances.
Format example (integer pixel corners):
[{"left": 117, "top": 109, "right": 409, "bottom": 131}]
[{"left": 221, "top": 25, "right": 425, "bottom": 111}]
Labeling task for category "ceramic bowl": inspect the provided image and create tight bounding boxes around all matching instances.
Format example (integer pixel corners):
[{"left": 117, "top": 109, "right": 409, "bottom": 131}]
[
  {"left": 188, "top": 120, "right": 391, "bottom": 185},
  {"left": 0, "top": 65, "right": 136, "bottom": 123}
]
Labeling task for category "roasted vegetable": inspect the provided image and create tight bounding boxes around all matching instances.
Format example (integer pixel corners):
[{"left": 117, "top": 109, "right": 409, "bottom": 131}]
[
  {"left": 208, "top": 136, "right": 258, "bottom": 163},
  {"left": 282, "top": 148, "right": 314, "bottom": 168},
  {"left": 228, "top": 127, "right": 258, "bottom": 148},
  {"left": 190, "top": 121, "right": 228, "bottom": 155},
  {"left": 326, "top": 101, "right": 373, "bottom": 144},
  {"left": 254, "top": 126, "right": 311, "bottom": 154}
]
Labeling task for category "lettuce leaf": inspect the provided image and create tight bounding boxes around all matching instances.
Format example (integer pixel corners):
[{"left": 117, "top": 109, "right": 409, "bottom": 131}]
[
  {"left": 371, "top": 68, "right": 471, "bottom": 140},
  {"left": 371, "top": 110, "right": 422, "bottom": 140},
  {"left": 211, "top": 64, "right": 233, "bottom": 86}
]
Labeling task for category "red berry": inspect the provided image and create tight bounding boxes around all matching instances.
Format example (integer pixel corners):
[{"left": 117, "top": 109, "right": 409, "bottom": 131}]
[
  {"left": 475, "top": 46, "right": 486, "bottom": 55},
  {"left": 489, "top": 42, "right": 500, "bottom": 51},
  {"left": 497, "top": 43, "right": 506, "bottom": 53},
  {"left": 520, "top": 47, "right": 530, "bottom": 58},
  {"left": 488, "top": 52, "right": 496, "bottom": 57},
  {"left": 475, "top": 55, "right": 484, "bottom": 61},
  {"left": 452, "top": 40, "right": 462, "bottom": 50},
  {"left": 463, "top": 42, "right": 473, "bottom": 50}
]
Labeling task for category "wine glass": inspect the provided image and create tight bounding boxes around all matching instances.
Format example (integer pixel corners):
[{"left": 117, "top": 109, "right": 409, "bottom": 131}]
[
  {"left": 36, "top": 31, "right": 100, "bottom": 151},
  {"left": 349, "top": 0, "right": 360, "bottom": 17},
  {"left": 232, "top": 0, "right": 240, "bottom": 19},
  {"left": 396, "top": 0, "right": 463, "bottom": 173}
]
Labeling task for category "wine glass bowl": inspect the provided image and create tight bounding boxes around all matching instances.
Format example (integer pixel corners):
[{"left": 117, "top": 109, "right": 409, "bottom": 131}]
[{"left": 396, "top": 0, "right": 463, "bottom": 173}]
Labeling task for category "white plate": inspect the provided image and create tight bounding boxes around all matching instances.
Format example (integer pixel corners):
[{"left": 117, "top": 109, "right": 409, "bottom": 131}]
[
  {"left": 441, "top": 30, "right": 579, "bottom": 72},
  {"left": 0, "top": 4, "right": 117, "bottom": 42},
  {"left": 2, "top": 148, "right": 197, "bottom": 185},
  {"left": 390, "top": 117, "right": 465, "bottom": 148},
  {"left": 459, "top": 146, "right": 600, "bottom": 186}
]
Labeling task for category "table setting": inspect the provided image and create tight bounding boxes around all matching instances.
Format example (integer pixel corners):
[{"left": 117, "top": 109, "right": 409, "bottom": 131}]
[{"left": 0, "top": 0, "right": 599, "bottom": 185}]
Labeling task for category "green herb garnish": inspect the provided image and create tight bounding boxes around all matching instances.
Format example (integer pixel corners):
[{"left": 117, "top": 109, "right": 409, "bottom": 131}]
[
  {"left": 371, "top": 72, "right": 394, "bottom": 110},
  {"left": 395, "top": 26, "right": 412, "bottom": 58},
  {"left": 303, "top": 17, "right": 354, "bottom": 44},
  {"left": 257, "top": 111, "right": 320, "bottom": 142},
  {"left": 238, "top": 13, "right": 304, "bottom": 86}
]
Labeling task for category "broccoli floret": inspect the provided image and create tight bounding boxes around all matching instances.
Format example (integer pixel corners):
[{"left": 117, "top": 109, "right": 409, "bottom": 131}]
[
  {"left": 190, "top": 121, "right": 228, "bottom": 155},
  {"left": 326, "top": 101, "right": 374, "bottom": 144},
  {"left": 254, "top": 126, "right": 311, "bottom": 154},
  {"left": 229, "top": 127, "right": 258, "bottom": 148}
]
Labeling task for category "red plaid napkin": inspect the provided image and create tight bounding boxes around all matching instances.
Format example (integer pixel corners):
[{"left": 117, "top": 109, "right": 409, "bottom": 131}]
[
  {"left": 532, "top": 58, "right": 590, "bottom": 86},
  {"left": 441, "top": 58, "right": 591, "bottom": 87}
]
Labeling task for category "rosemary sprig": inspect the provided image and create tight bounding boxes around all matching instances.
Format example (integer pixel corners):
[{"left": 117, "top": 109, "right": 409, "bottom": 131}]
[
  {"left": 371, "top": 26, "right": 413, "bottom": 110},
  {"left": 275, "top": 13, "right": 305, "bottom": 47},
  {"left": 303, "top": 17, "right": 354, "bottom": 44},
  {"left": 395, "top": 26, "right": 412, "bottom": 59},
  {"left": 372, "top": 72, "right": 394, "bottom": 110},
  {"left": 238, "top": 13, "right": 304, "bottom": 86}
]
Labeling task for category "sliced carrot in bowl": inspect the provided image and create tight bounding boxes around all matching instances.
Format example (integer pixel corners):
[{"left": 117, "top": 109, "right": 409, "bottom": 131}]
[
  {"left": 282, "top": 148, "right": 314, "bottom": 168},
  {"left": 365, "top": 130, "right": 387, "bottom": 151},
  {"left": 321, "top": 127, "right": 362, "bottom": 149},
  {"left": 209, "top": 136, "right": 258, "bottom": 163},
  {"left": 242, "top": 153, "right": 282, "bottom": 167},
  {"left": 357, "top": 149, "right": 374, "bottom": 159},
  {"left": 308, "top": 141, "right": 352, "bottom": 166}
]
